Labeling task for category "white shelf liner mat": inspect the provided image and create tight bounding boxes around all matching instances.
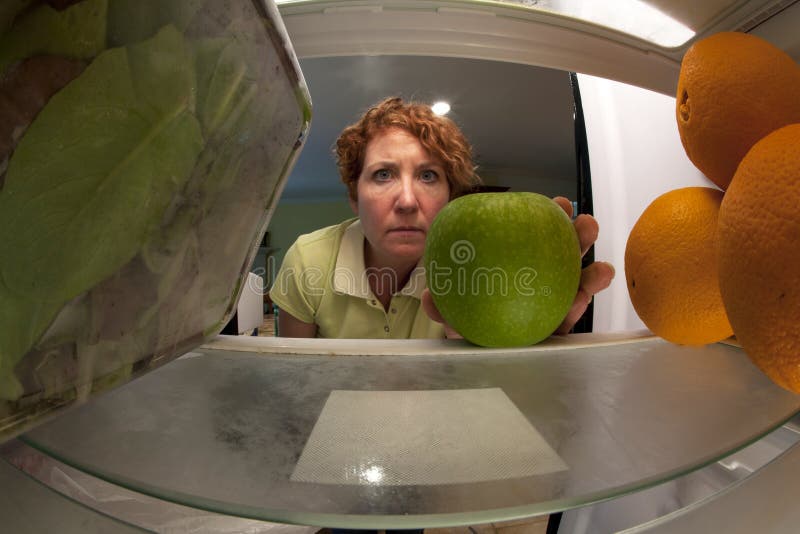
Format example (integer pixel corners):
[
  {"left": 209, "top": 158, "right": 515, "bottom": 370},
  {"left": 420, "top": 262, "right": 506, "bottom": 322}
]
[{"left": 291, "top": 388, "right": 568, "bottom": 485}]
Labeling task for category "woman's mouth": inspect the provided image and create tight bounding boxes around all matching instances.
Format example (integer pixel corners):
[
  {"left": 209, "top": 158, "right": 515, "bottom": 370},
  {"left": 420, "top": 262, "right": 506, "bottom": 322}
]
[{"left": 388, "top": 226, "right": 424, "bottom": 236}]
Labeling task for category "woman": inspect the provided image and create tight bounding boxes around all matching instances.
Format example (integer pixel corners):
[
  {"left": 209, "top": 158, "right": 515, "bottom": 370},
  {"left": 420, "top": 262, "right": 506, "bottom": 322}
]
[{"left": 269, "top": 97, "right": 614, "bottom": 338}]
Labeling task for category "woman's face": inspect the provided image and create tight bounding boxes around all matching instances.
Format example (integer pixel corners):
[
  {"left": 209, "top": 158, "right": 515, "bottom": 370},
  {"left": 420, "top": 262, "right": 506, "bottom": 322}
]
[{"left": 351, "top": 127, "right": 450, "bottom": 268}]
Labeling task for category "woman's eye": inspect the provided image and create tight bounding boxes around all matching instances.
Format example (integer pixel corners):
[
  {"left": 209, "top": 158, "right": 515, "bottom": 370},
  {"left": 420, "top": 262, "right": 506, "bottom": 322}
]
[
  {"left": 420, "top": 170, "right": 439, "bottom": 182},
  {"left": 373, "top": 169, "right": 392, "bottom": 181}
]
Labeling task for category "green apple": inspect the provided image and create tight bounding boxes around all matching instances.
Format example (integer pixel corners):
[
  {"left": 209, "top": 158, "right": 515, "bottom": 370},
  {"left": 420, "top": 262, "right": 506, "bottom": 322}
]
[{"left": 424, "top": 192, "right": 581, "bottom": 347}]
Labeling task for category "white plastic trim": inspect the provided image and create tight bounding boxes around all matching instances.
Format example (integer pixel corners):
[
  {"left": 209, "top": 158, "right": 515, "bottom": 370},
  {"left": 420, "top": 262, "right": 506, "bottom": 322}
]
[{"left": 280, "top": 1, "right": 681, "bottom": 95}]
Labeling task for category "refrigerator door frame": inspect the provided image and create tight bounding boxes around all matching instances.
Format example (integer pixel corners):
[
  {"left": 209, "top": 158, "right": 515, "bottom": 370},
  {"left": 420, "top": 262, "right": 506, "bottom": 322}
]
[{"left": 278, "top": 0, "right": 795, "bottom": 95}]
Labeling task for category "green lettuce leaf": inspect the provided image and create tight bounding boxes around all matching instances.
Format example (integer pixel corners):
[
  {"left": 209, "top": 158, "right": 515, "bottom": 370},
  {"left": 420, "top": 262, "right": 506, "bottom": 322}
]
[
  {"left": 0, "top": 0, "right": 107, "bottom": 76},
  {"left": 139, "top": 34, "right": 250, "bottom": 276},
  {"left": 142, "top": 29, "right": 261, "bottom": 268},
  {"left": 106, "top": 0, "right": 204, "bottom": 47},
  {"left": 0, "top": 25, "right": 203, "bottom": 399},
  {"left": 198, "top": 40, "right": 248, "bottom": 135}
]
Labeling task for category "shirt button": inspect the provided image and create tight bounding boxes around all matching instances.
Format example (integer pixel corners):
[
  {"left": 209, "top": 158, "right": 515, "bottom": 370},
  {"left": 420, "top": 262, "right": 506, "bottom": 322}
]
[
  {"left": 391, "top": 308, "right": 397, "bottom": 314},
  {"left": 384, "top": 325, "right": 390, "bottom": 332},
  {"left": 371, "top": 299, "right": 377, "bottom": 306}
]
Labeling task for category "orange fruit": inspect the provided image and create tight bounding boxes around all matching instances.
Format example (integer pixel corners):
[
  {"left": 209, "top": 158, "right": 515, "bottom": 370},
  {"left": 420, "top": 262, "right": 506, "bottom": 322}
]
[
  {"left": 625, "top": 187, "right": 733, "bottom": 345},
  {"left": 718, "top": 124, "right": 800, "bottom": 393},
  {"left": 676, "top": 32, "right": 800, "bottom": 190}
]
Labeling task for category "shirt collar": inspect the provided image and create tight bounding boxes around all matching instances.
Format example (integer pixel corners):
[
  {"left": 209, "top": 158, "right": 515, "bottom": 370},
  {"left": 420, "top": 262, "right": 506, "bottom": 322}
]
[
  {"left": 333, "top": 219, "right": 427, "bottom": 300},
  {"left": 399, "top": 262, "right": 427, "bottom": 299}
]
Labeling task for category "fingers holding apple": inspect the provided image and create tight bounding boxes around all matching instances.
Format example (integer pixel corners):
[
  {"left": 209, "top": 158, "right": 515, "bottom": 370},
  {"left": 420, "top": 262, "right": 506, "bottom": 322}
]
[
  {"left": 552, "top": 196, "right": 599, "bottom": 256},
  {"left": 555, "top": 261, "right": 615, "bottom": 334},
  {"left": 423, "top": 192, "right": 582, "bottom": 346},
  {"left": 421, "top": 194, "right": 615, "bottom": 343},
  {"left": 551, "top": 196, "right": 615, "bottom": 334}
]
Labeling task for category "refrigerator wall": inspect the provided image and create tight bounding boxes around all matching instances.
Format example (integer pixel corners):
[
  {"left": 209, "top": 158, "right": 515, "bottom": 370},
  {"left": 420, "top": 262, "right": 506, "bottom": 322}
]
[{"left": 578, "top": 74, "right": 710, "bottom": 333}]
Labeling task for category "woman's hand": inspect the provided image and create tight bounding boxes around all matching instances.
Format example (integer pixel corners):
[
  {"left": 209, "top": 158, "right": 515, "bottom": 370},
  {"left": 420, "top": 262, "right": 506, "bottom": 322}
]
[
  {"left": 551, "top": 196, "right": 614, "bottom": 334},
  {"left": 421, "top": 196, "right": 615, "bottom": 338}
]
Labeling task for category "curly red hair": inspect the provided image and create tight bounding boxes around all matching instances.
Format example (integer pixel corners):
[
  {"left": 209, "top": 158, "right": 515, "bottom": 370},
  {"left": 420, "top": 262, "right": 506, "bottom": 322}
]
[{"left": 335, "top": 97, "right": 480, "bottom": 201}]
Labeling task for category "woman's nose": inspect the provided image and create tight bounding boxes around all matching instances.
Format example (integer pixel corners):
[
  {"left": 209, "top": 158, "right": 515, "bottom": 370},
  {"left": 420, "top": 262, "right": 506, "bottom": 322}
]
[{"left": 394, "top": 176, "right": 420, "bottom": 211}]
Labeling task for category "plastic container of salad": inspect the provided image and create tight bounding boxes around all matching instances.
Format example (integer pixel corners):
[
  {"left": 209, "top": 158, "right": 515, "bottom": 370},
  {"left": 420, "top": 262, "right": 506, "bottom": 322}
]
[{"left": 0, "top": 0, "right": 311, "bottom": 441}]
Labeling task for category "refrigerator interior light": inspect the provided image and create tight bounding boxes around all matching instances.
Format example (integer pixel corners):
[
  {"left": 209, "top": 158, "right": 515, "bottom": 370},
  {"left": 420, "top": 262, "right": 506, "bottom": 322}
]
[{"left": 494, "top": 0, "right": 696, "bottom": 46}]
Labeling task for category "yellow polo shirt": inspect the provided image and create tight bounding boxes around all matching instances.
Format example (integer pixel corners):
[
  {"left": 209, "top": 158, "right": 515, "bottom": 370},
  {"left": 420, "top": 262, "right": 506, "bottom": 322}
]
[{"left": 269, "top": 218, "right": 445, "bottom": 339}]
